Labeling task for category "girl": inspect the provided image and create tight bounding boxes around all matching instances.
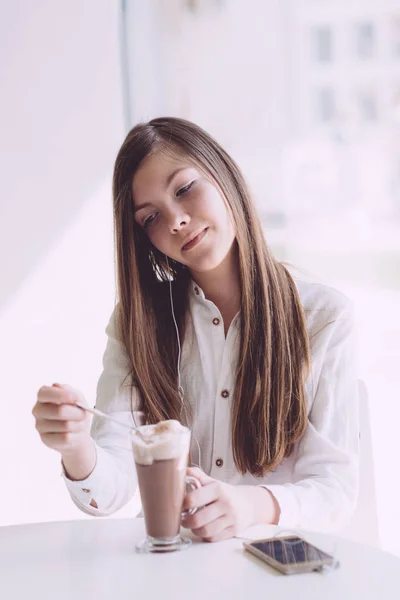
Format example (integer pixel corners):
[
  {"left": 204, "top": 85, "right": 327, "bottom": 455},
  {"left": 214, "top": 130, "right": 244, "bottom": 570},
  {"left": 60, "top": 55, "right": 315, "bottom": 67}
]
[{"left": 32, "top": 117, "right": 359, "bottom": 542}]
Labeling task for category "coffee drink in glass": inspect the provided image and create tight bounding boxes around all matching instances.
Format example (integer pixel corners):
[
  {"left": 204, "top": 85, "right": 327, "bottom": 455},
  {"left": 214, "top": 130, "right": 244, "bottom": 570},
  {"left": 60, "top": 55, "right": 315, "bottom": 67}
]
[{"left": 131, "top": 420, "right": 200, "bottom": 553}]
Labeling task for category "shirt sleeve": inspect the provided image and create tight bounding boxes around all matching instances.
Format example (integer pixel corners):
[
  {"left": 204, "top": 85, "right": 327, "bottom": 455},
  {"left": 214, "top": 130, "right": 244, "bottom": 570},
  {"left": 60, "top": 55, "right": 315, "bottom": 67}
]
[
  {"left": 262, "top": 301, "right": 360, "bottom": 533},
  {"left": 62, "top": 306, "right": 143, "bottom": 516}
]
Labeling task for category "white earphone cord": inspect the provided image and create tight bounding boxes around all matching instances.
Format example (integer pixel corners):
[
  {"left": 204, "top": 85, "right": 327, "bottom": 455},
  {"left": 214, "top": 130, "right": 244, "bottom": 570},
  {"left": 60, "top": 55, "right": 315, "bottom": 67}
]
[{"left": 166, "top": 258, "right": 202, "bottom": 470}]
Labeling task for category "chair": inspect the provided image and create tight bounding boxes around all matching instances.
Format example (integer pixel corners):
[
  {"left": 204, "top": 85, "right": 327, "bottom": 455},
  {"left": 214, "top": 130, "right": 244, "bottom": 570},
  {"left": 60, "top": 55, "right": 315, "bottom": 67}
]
[{"left": 343, "top": 379, "right": 380, "bottom": 547}]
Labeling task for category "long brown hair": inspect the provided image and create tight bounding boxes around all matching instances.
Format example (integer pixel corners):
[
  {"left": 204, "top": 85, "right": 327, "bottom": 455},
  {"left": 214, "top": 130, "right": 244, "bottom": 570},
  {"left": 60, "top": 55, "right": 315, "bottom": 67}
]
[{"left": 112, "top": 117, "right": 310, "bottom": 477}]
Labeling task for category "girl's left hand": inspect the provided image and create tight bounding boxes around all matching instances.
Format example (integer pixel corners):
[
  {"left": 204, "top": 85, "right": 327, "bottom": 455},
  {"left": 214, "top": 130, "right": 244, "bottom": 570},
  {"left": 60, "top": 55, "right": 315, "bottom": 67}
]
[{"left": 182, "top": 467, "right": 280, "bottom": 542}]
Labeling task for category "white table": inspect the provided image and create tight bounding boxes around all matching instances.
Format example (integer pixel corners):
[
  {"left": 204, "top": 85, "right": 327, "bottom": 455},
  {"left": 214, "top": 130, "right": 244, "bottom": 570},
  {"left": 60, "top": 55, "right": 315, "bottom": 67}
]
[{"left": 0, "top": 518, "right": 399, "bottom": 599}]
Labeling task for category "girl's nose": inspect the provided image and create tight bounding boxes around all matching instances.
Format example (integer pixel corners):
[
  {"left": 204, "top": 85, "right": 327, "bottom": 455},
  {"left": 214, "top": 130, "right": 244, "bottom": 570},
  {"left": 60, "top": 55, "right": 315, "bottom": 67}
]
[{"left": 169, "top": 211, "right": 191, "bottom": 234}]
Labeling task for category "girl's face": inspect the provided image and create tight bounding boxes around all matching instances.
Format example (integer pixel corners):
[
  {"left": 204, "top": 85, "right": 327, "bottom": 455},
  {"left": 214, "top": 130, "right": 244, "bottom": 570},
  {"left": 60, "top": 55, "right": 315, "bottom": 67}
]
[{"left": 132, "top": 151, "right": 236, "bottom": 273}]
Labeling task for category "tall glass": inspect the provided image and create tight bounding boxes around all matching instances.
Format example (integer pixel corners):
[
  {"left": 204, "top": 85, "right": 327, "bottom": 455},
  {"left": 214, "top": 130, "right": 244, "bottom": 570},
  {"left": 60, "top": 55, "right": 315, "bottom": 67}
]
[{"left": 131, "top": 422, "right": 200, "bottom": 553}]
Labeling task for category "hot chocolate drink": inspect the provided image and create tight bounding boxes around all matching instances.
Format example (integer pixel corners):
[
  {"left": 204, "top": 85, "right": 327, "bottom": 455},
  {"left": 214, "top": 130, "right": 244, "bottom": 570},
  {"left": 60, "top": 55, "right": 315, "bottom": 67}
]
[
  {"left": 132, "top": 420, "right": 193, "bottom": 543},
  {"left": 135, "top": 458, "right": 185, "bottom": 538}
]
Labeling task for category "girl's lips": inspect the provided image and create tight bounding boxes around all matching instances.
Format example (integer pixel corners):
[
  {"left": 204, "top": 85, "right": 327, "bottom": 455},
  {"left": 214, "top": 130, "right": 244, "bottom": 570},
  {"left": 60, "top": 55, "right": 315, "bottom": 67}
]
[{"left": 182, "top": 228, "right": 208, "bottom": 251}]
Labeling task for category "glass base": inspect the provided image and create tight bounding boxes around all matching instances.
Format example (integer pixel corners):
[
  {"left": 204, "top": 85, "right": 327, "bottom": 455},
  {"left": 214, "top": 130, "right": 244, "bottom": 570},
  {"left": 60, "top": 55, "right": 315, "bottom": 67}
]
[{"left": 136, "top": 534, "right": 192, "bottom": 553}]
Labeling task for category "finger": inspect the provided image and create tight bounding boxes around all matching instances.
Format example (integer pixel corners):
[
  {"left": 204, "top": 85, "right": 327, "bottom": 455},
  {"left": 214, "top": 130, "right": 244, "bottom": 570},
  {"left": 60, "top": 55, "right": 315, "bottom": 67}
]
[
  {"left": 40, "top": 431, "right": 80, "bottom": 448},
  {"left": 182, "top": 500, "right": 224, "bottom": 530},
  {"left": 37, "top": 385, "right": 76, "bottom": 406},
  {"left": 203, "top": 525, "right": 235, "bottom": 543},
  {"left": 183, "top": 480, "right": 221, "bottom": 512},
  {"left": 33, "top": 402, "right": 87, "bottom": 422},
  {"left": 187, "top": 466, "right": 214, "bottom": 486},
  {"left": 36, "top": 418, "right": 83, "bottom": 434},
  {"left": 192, "top": 515, "right": 231, "bottom": 540}
]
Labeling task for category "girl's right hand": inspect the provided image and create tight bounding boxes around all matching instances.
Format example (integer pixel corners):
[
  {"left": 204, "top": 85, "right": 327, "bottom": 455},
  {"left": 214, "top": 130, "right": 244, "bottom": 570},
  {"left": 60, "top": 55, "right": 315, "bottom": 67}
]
[{"left": 32, "top": 383, "right": 92, "bottom": 456}]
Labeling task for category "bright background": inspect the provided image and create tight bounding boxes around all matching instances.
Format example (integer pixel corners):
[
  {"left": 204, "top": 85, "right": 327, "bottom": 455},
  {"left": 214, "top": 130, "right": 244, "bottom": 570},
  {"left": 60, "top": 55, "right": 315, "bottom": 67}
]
[{"left": 1, "top": 0, "right": 400, "bottom": 556}]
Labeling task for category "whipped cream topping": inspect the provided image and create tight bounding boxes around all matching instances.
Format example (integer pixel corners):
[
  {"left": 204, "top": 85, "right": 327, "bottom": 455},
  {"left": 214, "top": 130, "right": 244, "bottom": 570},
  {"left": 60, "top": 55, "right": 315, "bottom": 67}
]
[{"left": 131, "top": 419, "right": 190, "bottom": 466}]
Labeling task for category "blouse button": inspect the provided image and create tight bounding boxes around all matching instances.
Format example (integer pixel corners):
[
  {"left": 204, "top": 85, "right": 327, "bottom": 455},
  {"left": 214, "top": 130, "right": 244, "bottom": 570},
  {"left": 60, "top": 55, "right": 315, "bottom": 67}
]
[
  {"left": 221, "top": 389, "right": 229, "bottom": 398},
  {"left": 82, "top": 488, "right": 91, "bottom": 494},
  {"left": 212, "top": 318, "right": 220, "bottom": 326},
  {"left": 216, "top": 458, "right": 224, "bottom": 467},
  {"left": 194, "top": 287, "right": 199, "bottom": 295}
]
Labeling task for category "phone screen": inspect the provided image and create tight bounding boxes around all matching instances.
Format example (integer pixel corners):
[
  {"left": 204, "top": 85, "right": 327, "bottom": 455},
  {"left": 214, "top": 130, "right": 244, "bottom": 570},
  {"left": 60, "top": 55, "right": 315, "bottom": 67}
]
[{"left": 251, "top": 537, "right": 333, "bottom": 566}]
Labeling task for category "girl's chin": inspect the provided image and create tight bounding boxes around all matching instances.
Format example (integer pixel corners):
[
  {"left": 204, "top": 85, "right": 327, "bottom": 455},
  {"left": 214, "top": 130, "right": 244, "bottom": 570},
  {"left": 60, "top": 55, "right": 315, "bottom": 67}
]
[{"left": 187, "top": 254, "right": 230, "bottom": 274}]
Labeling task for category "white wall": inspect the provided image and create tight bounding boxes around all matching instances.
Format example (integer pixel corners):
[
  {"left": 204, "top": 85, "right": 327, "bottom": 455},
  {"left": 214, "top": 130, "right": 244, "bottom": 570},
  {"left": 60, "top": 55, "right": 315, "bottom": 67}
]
[{"left": 0, "top": 0, "right": 139, "bottom": 524}]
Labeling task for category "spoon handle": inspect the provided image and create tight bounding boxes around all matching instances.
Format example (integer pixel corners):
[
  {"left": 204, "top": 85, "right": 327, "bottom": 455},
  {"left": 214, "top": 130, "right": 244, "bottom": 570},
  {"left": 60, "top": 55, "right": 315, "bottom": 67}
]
[{"left": 76, "top": 402, "right": 134, "bottom": 432}]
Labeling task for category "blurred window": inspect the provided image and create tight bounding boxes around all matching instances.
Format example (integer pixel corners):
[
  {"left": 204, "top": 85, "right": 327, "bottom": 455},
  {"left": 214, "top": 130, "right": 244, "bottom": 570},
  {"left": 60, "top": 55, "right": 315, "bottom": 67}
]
[
  {"left": 311, "top": 25, "right": 333, "bottom": 63},
  {"left": 354, "top": 22, "right": 375, "bottom": 59},
  {"left": 315, "top": 87, "right": 336, "bottom": 122},
  {"left": 392, "top": 16, "right": 400, "bottom": 58},
  {"left": 357, "top": 88, "right": 378, "bottom": 121}
]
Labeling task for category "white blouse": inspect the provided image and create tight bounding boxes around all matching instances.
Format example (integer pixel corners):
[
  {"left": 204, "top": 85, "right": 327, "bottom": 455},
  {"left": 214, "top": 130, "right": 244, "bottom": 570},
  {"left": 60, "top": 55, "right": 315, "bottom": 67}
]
[{"left": 63, "top": 277, "right": 359, "bottom": 534}]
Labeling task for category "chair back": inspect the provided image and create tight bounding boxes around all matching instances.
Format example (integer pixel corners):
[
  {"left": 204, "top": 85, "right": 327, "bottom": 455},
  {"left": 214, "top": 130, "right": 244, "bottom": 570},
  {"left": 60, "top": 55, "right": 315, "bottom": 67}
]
[{"left": 344, "top": 379, "right": 380, "bottom": 546}]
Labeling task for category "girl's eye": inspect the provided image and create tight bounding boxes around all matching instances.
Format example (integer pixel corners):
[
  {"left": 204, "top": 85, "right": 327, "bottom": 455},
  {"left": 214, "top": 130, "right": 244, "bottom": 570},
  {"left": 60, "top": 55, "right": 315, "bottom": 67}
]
[
  {"left": 176, "top": 181, "right": 195, "bottom": 197},
  {"left": 143, "top": 213, "right": 158, "bottom": 229}
]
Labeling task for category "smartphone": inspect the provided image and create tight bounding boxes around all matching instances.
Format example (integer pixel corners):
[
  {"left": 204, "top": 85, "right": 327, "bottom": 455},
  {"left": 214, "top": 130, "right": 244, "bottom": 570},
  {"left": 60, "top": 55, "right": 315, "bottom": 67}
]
[{"left": 243, "top": 536, "right": 337, "bottom": 575}]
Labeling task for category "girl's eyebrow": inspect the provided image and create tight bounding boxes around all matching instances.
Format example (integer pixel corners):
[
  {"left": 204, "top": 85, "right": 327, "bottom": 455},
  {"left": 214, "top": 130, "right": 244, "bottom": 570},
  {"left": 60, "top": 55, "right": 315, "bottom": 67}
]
[
  {"left": 165, "top": 167, "right": 188, "bottom": 187},
  {"left": 134, "top": 201, "right": 152, "bottom": 214}
]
